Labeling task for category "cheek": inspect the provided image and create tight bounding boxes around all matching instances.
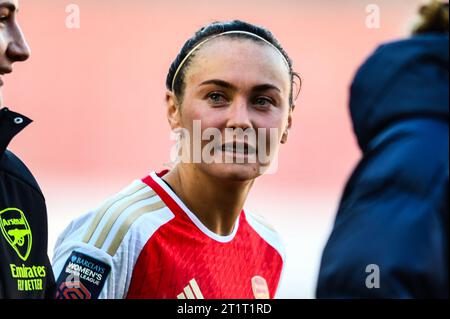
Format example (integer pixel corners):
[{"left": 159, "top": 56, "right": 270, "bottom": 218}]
[
  {"left": 253, "top": 110, "right": 289, "bottom": 136},
  {"left": 180, "top": 103, "right": 226, "bottom": 132}
]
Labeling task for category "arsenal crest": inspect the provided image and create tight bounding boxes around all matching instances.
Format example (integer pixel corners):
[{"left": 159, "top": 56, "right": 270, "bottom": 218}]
[
  {"left": 251, "top": 275, "right": 270, "bottom": 299},
  {"left": 0, "top": 208, "right": 32, "bottom": 261}
]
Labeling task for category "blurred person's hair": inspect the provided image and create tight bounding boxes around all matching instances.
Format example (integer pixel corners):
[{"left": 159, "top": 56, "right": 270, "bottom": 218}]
[{"left": 412, "top": 0, "right": 449, "bottom": 34}]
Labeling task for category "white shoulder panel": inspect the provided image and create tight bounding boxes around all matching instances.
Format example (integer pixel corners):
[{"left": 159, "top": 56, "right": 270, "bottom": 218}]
[
  {"left": 245, "top": 211, "right": 286, "bottom": 262},
  {"left": 245, "top": 212, "right": 287, "bottom": 299}
]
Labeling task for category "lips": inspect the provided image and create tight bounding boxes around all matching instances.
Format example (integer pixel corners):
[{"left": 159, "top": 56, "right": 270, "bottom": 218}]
[
  {"left": 221, "top": 142, "right": 257, "bottom": 155},
  {"left": 0, "top": 66, "right": 12, "bottom": 74},
  {"left": 0, "top": 67, "right": 13, "bottom": 86},
  {"left": 0, "top": 68, "right": 12, "bottom": 87}
]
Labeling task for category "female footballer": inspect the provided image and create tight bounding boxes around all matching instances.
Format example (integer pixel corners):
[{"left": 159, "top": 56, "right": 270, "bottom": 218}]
[{"left": 52, "top": 20, "right": 299, "bottom": 299}]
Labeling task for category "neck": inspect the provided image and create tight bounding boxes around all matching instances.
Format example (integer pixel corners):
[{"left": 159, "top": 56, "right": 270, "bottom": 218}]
[{"left": 162, "top": 164, "right": 254, "bottom": 236}]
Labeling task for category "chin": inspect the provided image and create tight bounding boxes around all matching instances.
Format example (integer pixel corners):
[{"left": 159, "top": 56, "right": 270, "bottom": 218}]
[{"left": 200, "top": 163, "right": 261, "bottom": 182}]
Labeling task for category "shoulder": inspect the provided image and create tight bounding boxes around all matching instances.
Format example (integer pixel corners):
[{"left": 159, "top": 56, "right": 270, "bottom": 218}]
[
  {"left": 244, "top": 211, "right": 286, "bottom": 263},
  {"left": 0, "top": 150, "right": 43, "bottom": 195},
  {"left": 52, "top": 179, "right": 174, "bottom": 298},
  {"left": 82, "top": 179, "right": 172, "bottom": 253},
  {"left": 55, "top": 179, "right": 174, "bottom": 257}
]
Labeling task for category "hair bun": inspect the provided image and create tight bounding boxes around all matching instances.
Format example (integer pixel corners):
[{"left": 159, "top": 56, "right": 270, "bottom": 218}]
[{"left": 412, "top": 0, "right": 449, "bottom": 34}]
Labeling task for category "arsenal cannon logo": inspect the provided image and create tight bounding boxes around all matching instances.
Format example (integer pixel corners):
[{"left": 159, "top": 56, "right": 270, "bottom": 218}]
[{"left": 0, "top": 208, "right": 33, "bottom": 261}]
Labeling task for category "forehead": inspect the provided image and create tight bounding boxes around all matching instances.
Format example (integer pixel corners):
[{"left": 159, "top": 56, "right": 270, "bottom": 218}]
[{"left": 186, "top": 37, "right": 291, "bottom": 91}]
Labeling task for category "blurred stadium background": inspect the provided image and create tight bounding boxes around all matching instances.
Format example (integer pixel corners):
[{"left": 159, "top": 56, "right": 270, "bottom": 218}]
[{"left": 4, "top": 0, "right": 422, "bottom": 298}]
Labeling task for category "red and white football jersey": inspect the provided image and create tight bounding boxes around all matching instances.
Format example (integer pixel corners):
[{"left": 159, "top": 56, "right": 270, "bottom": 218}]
[{"left": 52, "top": 171, "right": 285, "bottom": 299}]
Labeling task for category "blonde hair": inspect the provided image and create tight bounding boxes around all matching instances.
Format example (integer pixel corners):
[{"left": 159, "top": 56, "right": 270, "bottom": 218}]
[{"left": 412, "top": 0, "right": 449, "bottom": 34}]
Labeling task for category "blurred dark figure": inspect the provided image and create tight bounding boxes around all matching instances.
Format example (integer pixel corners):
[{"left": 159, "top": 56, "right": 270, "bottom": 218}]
[{"left": 316, "top": 0, "right": 449, "bottom": 298}]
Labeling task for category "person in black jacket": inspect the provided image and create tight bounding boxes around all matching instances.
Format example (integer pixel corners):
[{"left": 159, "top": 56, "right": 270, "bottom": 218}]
[
  {"left": 316, "top": 0, "right": 449, "bottom": 298},
  {"left": 0, "top": 0, "right": 55, "bottom": 298}
]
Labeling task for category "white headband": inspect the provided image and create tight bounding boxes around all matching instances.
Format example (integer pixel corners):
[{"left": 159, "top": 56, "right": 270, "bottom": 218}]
[{"left": 171, "top": 30, "right": 290, "bottom": 92}]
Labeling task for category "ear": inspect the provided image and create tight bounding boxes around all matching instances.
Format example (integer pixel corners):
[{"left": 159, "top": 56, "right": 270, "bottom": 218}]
[
  {"left": 280, "top": 108, "right": 293, "bottom": 144},
  {"left": 166, "top": 91, "right": 182, "bottom": 131}
]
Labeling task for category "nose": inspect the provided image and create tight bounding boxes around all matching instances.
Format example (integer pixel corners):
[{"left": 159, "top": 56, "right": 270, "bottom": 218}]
[
  {"left": 225, "top": 98, "right": 253, "bottom": 130},
  {"left": 6, "top": 25, "right": 30, "bottom": 63}
]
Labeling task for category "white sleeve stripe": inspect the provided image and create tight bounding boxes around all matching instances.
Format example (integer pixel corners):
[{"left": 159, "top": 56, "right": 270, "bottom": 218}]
[
  {"left": 106, "top": 200, "right": 167, "bottom": 256},
  {"left": 94, "top": 189, "right": 157, "bottom": 249},
  {"left": 82, "top": 181, "right": 147, "bottom": 243},
  {"left": 120, "top": 208, "right": 175, "bottom": 296}
]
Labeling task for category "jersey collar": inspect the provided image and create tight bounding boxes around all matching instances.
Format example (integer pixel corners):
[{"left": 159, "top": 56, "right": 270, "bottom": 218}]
[
  {"left": 143, "top": 170, "right": 241, "bottom": 243},
  {"left": 0, "top": 107, "right": 32, "bottom": 156}
]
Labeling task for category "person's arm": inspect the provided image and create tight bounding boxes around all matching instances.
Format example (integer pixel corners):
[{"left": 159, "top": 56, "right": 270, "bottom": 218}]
[{"left": 52, "top": 212, "right": 126, "bottom": 299}]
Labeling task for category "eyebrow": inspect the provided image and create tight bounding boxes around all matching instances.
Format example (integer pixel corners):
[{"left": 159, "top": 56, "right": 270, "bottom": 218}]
[
  {"left": 199, "top": 79, "right": 281, "bottom": 93},
  {"left": 0, "top": 2, "right": 18, "bottom": 12}
]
